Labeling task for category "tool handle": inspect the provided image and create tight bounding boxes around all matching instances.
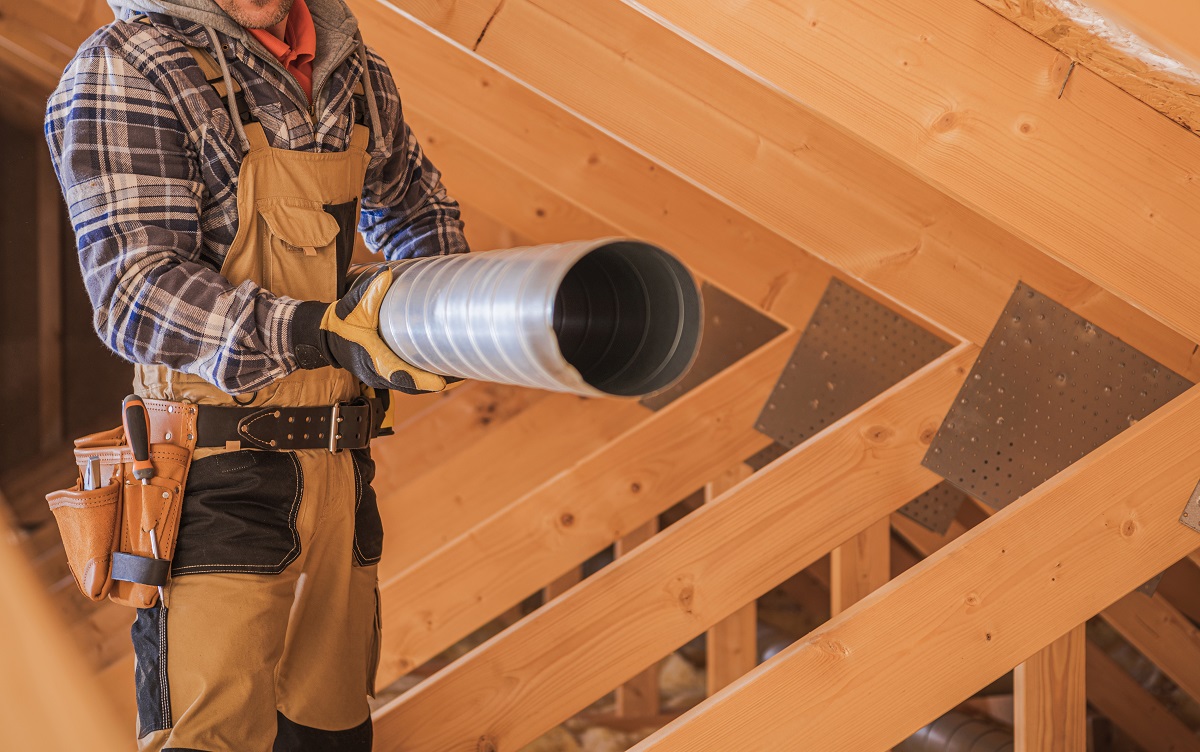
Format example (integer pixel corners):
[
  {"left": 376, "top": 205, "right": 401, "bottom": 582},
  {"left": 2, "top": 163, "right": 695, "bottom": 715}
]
[{"left": 122, "top": 395, "right": 155, "bottom": 482}]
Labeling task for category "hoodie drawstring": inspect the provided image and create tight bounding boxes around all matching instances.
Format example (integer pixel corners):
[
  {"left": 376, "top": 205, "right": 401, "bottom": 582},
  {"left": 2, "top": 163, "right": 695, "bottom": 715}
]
[{"left": 205, "top": 25, "right": 251, "bottom": 153}]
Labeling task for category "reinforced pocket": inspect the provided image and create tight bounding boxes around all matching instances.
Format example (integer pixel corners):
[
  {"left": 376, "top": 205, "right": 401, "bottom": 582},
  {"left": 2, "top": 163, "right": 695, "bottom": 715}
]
[
  {"left": 350, "top": 448, "right": 383, "bottom": 566},
  {"left": 46, "top": 483, "right": 122, "bottom": 601},
  {"left": 170, "top": 450, "right": 304, "bottom": 576}
]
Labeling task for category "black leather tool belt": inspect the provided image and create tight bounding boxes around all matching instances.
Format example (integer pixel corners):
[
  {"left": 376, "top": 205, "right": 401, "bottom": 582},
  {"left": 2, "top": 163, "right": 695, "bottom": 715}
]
[{"left": 195, "top": 396, "right": 390, "bottom": 452}]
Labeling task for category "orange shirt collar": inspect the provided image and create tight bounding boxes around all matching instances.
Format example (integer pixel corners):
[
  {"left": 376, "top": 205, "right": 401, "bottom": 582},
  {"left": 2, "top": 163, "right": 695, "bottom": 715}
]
[{"left": 246, "top": 0, "right": 316, "bottom": 98}]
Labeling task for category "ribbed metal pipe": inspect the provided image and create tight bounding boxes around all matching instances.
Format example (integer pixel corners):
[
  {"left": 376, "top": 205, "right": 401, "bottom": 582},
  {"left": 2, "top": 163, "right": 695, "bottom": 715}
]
[
  {"left": 896, "top": 711, "right": 1013, "bottom": 752},
  {"left": 378, "top": 238, "right": 703, "bottom": 398}
]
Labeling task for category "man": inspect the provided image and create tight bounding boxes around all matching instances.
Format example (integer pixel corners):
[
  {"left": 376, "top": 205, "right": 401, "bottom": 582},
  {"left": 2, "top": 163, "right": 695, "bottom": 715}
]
[{"left": 45, "top": 0, "right": 468, "bottom": 748}]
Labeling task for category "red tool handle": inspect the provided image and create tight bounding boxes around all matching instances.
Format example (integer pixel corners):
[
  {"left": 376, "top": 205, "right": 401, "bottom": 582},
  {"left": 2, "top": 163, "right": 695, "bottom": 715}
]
[{"left": 122, "top": 394, "right": 155, "bottom": 483}]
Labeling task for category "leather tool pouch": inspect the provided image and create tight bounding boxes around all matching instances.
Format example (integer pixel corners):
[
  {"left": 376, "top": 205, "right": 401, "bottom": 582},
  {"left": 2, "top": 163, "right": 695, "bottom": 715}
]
[{"left": 46, "top": 401, "right": 198, "bottom": 608}]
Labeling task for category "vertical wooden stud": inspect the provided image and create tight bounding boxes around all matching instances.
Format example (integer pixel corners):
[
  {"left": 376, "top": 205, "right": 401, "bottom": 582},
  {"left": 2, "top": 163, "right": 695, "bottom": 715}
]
[
  {"left": 614, "top": 519, "right": 661, "bottom": 717},
  {"left": 1015, "top": 623, "right": 1087, "bottom": 752},
  {"left": 830, "top": 516, "right": 891, "bottom": 615},
  {"left": 705, "top": 463, "right": 757, "bottom": 694}
]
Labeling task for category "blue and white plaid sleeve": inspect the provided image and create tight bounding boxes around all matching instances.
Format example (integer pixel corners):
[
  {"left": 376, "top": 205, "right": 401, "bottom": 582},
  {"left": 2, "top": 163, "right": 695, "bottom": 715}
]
[
  {"left": 359, "top": 49, "right": 469, "bottom": 261},
  {"left": 45, "top": 39, "right": 301, "bottom": 394}
]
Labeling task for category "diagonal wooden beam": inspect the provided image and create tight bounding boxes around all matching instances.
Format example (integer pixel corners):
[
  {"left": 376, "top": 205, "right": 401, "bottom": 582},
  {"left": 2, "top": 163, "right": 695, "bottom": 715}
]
[
  {"left": 375, "top": 383, "right": 541, "bottom": 490},
  {"left": 1158, "top": 559, "right": 1200, "bottom": 626},
  {"left": 626, "top": 0, "right": 1200, "bottom": 345},
  {"left": 349, "top": 0, "right": 840, "bottom": 333},
  {"left": 378, "top": 393, "right": 647, "bottom": 579},
  {"left": 973, "top": 0, "right": 1200, "bottom": 137},
  {"left": 904, "top": 495, "right": 1200, "bottom": 709},
  {"left": 406, "top": 116, "right": 622, "bottom": 245},
  {"left": 373, "top": 331, "right": 795, "bottom": 686},
  {"left": 371, "top": 344, "right": 977, "bottom": 750},
  {"left": 1102, "top": 591, "right": 1200, "bottom": 705},
  {"left": 381, "top": 0, "right": 1200, "bottom": 380},
  {"left": 895, "top": 501, "right": 1199, "bottom": 748},
  {"left": 629, "top": 381, "right": 1200, "bottom": 751},
  {"left": 1085, "top": 640, "right": 1200, "bottom": 752}
]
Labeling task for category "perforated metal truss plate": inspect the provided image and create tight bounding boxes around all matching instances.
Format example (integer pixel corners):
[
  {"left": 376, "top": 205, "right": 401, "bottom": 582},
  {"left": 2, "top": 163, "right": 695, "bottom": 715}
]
[
  {"left": 1182, "top": 479, "right": 1200, "bottom": 534},
  {"left": 1136, "top": 572, "right": 1165, "bottom": 597},
  {"left": 744, "top": 442, "right": 789, "bottom": 473},
  {"left": 922, "top": 283, "right": 1192, "bottom": 510},
  {"left": 641, "top": 282, "right": 786, "bottom": 411},
  {"left": 897, "top": 482, "right": 970, "bottom": 535},
  {"left": 755, "top": 278, "right": 952, "bottom": 449}
]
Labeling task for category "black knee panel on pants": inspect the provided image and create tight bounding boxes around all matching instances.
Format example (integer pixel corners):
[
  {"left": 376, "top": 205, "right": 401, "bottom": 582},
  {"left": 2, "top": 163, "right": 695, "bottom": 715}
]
[{"left": 274, "top": 711, "right": 372, "bottom": 751}]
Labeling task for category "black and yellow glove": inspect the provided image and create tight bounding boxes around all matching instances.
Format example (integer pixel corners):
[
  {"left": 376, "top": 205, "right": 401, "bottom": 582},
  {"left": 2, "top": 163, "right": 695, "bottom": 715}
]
[{"left": 291, "top": 264, "right": 448, "bottom": 394}]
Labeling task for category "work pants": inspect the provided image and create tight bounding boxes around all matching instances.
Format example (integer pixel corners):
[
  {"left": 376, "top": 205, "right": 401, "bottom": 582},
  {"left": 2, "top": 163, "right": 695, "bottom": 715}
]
[{"left": 135, "top": 447, "right": 383, "bottom": 752}]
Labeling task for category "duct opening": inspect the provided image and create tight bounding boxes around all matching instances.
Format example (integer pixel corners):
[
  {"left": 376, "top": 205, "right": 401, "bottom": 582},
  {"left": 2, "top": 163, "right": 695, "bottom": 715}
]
[{"left": 553, "top": 241, "right": 702, "bottom": 397}]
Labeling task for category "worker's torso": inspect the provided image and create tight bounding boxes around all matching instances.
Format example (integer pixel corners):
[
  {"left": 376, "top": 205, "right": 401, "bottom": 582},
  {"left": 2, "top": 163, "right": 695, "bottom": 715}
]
[{"left": 136, "top": 31, "right": 374, "bottom": 411}]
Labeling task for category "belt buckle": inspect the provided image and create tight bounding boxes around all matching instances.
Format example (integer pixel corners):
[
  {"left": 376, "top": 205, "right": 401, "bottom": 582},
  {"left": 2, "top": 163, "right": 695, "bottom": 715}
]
[{"left": 329, "top": 402, "right": 343, "bottom": 453}]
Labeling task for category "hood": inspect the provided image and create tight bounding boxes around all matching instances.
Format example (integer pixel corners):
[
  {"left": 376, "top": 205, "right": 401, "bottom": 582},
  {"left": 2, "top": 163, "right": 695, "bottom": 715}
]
[{"left": 108, "top": 0, "right": 361, "bottom": 76}]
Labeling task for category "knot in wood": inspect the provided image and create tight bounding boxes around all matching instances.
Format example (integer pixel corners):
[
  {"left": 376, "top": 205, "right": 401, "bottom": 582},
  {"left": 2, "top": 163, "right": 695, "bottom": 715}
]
[
  {"left": 932, "top": 110, "right": 960, "bottom": 134},
  {"left": 867, "top": 425, "right": 894, "bottom": 443},
  {"left": 630, "top": 482, "right": 642, "bottom": 493},
  {"left": 477, "top": 736, "right": 497, "bottom": 752},
  {"left": 1121, "top": 519, "right": 1138, "bottom": 537},
  {"left": 964, "top": 592, "right": 981, "bottom": 608},
  {"left": 668, "top": 574, "right": 696, "bottom": 615},
  {"left": 819, "top": 637, "right": 850, "bottom": 657},
  {"left": 560, "top": 513, "right": 575, "bottom": 528},
  {"left": 919, "top": 427, "right": 937, "bottom": 444}
]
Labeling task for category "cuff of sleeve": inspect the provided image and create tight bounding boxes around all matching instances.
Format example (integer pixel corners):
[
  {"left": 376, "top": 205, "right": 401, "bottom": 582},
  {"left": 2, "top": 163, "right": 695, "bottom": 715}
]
[{"left": 288, "top": 301, "right": 335, "bottom": 370}]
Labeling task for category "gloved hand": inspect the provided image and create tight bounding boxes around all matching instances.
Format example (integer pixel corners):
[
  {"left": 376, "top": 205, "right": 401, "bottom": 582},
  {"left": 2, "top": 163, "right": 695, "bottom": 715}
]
[{"left": 290, "top": 264, "right": 448, "bottom": 393}]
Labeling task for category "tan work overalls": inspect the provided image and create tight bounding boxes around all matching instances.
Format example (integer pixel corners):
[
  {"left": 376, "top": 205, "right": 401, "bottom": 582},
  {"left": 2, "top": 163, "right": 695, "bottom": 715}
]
[{"left": 132, "top": 32, "right": 382, "bottom": 752}]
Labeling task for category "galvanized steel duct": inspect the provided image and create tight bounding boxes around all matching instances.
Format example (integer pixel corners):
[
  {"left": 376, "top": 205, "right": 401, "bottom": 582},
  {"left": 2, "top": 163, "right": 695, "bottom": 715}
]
[
  {"left": 377, "top": 238, "right": 703, "bottom": 398},
  {"left": 896, "top": 711, "right": 1013, "bottom": 752}
]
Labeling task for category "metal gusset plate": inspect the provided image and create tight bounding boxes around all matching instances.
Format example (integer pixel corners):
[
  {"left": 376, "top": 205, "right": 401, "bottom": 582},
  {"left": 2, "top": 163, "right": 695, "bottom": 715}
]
[
  {"left": 1136, "top": 572, "right": 1165, "bottom": 597},
  {"left": 755, "top": 278, "right": 952, "bottom": 449},
  {"left": 922, "top": 283, "right": 1192, "bottom": 510},
  {"left": 1181, "top": 479, "right": 1200, "bottom": 534},
  {"left": 744, "top": 442, "right": 789, "bottom": 473},
  {"left": 897, "top": 482, "right": 970, "bottom": 535},
  {"left": 642, "top": 282, "right": 786, "bottom": 411}
]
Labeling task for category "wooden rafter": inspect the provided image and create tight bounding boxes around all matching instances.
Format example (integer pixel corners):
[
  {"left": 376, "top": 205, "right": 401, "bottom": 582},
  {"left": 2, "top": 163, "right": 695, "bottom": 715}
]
[
  {"left": 629, "top": 381, "right": 1200, "bottom": 751},
  {"left": 974, "top": 0, "right": 1200, "bottom": 135},
  {"left": 374, "top": 0, "right": 1200, "bottom": 380},
  {"left": 622, "top": 0, "right": 1200, "bottom": 345},
  {"left": 378, "top": 393, "right": 646, "bottom": 579},
  {"left": 402, "top": 115, "right": 622, "bottom": 245},
  {"left": 895, "top": 496, "right": 1200, "bottom": 748},
  {"left": 349, "top": 0, "right": 839, "bottom": 331},
  {"left": 1102, "top": 591, "right": 1200, "bottom": 705},
  {"left": 371, "top": 345, "right": 976, "bottom": 750},
  {"left": 373, "top": 331, "right": 795, "bottom": 687},
  {"left": 1085, "top": 641, "right": 1200, "bottom": 752}
]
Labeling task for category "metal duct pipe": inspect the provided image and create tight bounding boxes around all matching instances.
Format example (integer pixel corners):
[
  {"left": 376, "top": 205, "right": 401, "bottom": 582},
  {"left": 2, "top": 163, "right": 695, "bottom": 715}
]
[
  {"left": 895, "top": 711, "right": 1013, "bottom": 752},
  {"left": 377, "top": 238, "right": 703, "bottom": 398}
]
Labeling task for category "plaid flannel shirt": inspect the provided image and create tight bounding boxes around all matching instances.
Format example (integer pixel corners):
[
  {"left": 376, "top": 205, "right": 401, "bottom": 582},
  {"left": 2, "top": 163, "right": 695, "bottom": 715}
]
[{"left": 44, "top": 12, "right": 468, "bottom": 394}]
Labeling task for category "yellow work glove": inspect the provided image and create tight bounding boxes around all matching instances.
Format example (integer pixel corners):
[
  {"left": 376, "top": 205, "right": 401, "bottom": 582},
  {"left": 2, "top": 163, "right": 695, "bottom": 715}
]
[{"left": 290, "top": 264, "right": 448, "bottom": 394}]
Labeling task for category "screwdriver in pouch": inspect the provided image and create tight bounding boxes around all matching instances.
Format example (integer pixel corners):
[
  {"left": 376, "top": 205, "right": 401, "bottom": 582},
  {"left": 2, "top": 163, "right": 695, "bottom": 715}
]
[
  {"left": 123, "top": 395, "right": 166, "bottom": 604},
  {"left": 122, "top": 394, "right": 155, "bottom": 484}
]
